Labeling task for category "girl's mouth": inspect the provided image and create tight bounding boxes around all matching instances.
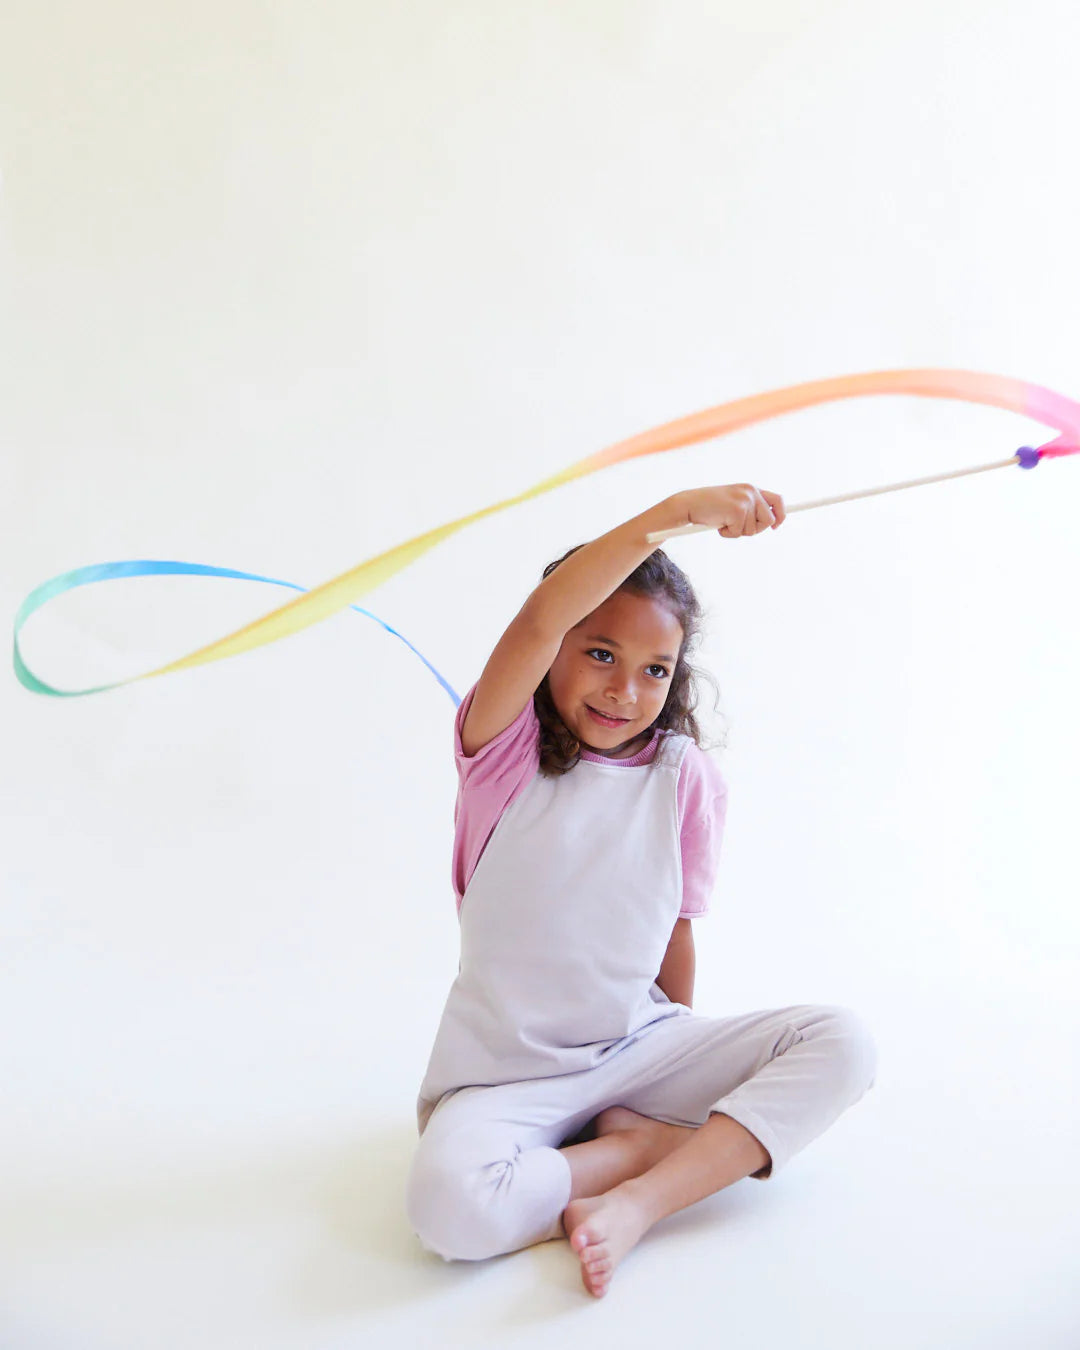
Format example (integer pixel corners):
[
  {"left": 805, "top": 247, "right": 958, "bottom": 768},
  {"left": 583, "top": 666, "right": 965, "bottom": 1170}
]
[{"left": 585, "top": 705, "right": 632, "bottom": 729}]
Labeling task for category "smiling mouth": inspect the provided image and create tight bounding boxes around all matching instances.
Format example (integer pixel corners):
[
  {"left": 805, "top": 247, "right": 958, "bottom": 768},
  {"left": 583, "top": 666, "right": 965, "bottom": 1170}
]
[{"left": 585, "top": 705, "right": 632, "bottom": 729}]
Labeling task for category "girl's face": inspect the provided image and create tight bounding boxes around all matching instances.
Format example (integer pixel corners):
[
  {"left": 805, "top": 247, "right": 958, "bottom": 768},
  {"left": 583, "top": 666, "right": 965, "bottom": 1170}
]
[{"left": 546, "top": 588, "right": 684, "bottom": 758}]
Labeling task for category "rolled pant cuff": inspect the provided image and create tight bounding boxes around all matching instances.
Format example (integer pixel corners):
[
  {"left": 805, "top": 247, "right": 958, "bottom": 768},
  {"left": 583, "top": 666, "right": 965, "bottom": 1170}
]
[{"left": 709, "top": 1102, "right": 787, "bottom": 1179}]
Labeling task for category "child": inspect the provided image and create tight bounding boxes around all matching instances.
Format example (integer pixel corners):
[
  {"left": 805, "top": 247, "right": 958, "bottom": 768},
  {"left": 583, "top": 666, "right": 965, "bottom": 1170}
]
[{"left": 406, "top": 483, "right": 877, "bottom": 1298}]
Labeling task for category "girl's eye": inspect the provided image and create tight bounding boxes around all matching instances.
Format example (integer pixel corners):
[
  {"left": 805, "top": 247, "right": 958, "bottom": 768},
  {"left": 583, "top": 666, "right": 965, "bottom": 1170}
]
[
  {"left": 647, "top": 664, "right": 671, "bottom": 679},
  {"left": 587, "top": 649, "right": 614, "bottom": 664}
]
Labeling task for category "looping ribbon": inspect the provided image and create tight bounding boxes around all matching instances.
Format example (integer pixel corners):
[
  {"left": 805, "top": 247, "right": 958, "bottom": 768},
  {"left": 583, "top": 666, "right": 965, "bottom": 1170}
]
[
  {"left": 14, "top": 368, "right": 1080, "bottom": 704},
  {"left": 14, "top": 561, "right": 462, "bottom": 705}
]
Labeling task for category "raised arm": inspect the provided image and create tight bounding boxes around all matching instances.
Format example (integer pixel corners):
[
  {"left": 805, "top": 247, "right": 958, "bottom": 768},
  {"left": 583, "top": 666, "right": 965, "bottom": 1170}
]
[{"left": 460, "top": 484, "right": 785, "bottom": 757}]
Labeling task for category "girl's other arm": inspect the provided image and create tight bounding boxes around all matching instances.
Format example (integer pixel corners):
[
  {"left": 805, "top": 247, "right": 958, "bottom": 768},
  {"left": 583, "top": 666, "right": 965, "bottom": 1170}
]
[
  {"left": 656, "top": 917, "right": 696, "bottom": 1008},
  {"left": 460, "top": 484, "right": 785, "bottom": 757}
]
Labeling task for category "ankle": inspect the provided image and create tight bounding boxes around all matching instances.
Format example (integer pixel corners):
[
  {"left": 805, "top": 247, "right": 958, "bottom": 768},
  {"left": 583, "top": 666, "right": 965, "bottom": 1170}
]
[{"left": 610, "top": 1175, "right": 663, "bottom": 1232}]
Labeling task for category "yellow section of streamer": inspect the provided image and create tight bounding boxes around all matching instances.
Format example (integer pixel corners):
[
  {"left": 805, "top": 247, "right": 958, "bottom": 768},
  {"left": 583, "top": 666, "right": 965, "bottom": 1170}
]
[
  {"left": 139, "top": 368, "right": 1080, "bottom": 684},
  {"left": 144, "top": 464, "right": 575, "bottom": 680}
]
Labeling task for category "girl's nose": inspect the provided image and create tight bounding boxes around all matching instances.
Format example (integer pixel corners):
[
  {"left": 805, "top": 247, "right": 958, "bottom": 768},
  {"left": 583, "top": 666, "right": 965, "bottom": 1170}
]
[{"left": 605, "top": 673, "right": 636, "bottom": 703}]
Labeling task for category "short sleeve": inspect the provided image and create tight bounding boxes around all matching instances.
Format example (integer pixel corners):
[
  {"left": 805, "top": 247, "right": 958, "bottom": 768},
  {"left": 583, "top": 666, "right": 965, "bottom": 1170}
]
[
  {"left": 454, "top": 684, "right": 540, "bottom": 783},
  {"left": 450, "top": 685, "right": 541, "bottom": 909},
  {"left": 675, "top": 745, "right": 729, "bottom": 919}
]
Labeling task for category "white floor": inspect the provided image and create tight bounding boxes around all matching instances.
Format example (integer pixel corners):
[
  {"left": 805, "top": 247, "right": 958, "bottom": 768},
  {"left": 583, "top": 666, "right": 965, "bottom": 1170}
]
[{"left": 3, "top": 967, "right": 1077, "bottom": 1350}]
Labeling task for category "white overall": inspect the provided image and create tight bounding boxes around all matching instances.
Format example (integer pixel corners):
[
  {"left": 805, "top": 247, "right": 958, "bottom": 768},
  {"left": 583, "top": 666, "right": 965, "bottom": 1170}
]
[
  {"left": 408, "top": 734, "right": 878, "bottom": 1263},
  {"left": 417, "top": 735, "right": 693, "bottom": 1129}
]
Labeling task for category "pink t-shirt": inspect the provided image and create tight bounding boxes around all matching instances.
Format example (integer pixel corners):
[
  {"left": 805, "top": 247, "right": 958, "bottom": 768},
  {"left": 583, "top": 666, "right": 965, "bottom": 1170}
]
[{"left": 451, "top": 686, "right": 728, "bottom": 919}]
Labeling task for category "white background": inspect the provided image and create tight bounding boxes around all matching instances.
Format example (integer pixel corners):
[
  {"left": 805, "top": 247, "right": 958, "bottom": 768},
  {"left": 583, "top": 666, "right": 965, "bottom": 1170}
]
[{"left": 2, "top": 2, "right": 1078, "bottom": 1347}]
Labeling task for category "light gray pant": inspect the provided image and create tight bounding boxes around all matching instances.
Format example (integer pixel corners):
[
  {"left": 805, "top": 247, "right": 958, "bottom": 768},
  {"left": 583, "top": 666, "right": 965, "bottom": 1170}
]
[{"left": 406, "top": 1003, "right": 877, "bottom": 1262}]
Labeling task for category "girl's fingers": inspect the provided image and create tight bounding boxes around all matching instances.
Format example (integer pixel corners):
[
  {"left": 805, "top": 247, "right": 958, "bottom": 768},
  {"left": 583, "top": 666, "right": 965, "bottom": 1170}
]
[
  {"left": 753, "top": 492, "right": 775, "bottom": 532},
  {"left": 720, "top": 500, "right": 754, "bottom": 537},
  {"left": 716, "top": 486, "right": 785, "bottom": 537},
  {"left": 761, "top": 489, "right": 786, "bottom": 527}
]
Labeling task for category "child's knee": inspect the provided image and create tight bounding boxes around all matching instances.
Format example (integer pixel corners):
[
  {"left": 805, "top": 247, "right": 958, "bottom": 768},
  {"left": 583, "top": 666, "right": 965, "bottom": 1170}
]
[
  {"left": 816, "top": 1004, "right": 878, "bottom": 1099},
  {"left": 406, "top": 1151, "right": 521, "bottom": 1263}
]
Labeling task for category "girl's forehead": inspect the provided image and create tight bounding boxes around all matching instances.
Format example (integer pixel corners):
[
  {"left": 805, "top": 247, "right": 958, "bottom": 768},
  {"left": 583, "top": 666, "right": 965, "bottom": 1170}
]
[{"left": 581, "top": 590, "right": 684, "bottom": 646}]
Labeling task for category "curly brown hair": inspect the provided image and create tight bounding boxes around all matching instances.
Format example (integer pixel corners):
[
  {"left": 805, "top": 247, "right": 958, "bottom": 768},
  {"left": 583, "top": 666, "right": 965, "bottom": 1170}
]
[{"left": 533, "top": 546, "right": 713, "bottom": 775}]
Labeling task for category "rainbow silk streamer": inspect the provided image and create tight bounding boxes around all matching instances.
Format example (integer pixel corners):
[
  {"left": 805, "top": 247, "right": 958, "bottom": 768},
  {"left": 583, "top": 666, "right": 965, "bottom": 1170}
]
[
  {"left": 14, "top": 561, "right": 463, "bottom": 704},
  {"left": 14, "top": 368, "right": 1080, "bottom": 704}
]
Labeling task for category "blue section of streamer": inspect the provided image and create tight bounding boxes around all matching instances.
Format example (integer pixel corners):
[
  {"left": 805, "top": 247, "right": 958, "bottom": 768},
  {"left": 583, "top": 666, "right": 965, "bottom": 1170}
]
[{"left": 13, "top": 559, "right": 461, "bottom": 706}]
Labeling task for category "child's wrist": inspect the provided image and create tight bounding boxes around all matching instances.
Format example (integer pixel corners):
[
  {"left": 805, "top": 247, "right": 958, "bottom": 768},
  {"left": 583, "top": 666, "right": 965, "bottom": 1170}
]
[{"left": 652, "top": 492, "right": 693, "bottom": 532}]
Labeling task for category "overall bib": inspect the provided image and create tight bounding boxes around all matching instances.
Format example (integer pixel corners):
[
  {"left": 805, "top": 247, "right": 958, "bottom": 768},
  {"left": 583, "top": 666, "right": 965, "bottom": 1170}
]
[{"left": 417, "top": 735, "right": 693, "bottom": 1129}]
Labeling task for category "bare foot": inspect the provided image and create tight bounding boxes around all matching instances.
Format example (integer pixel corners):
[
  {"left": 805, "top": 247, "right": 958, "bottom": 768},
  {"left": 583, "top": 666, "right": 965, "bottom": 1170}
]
[{"left": 563, "top": 1186, "right": 653, "bottom": 1297}]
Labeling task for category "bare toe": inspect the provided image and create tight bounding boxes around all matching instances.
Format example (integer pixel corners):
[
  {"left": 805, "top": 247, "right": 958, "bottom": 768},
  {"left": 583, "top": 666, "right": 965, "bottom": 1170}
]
[
  {"left": 567, "top": 1186, "right": 653, "bottom": 1296},
  {"left": 585, "top": 1260, "right": 612, "bottom": 1297}
]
